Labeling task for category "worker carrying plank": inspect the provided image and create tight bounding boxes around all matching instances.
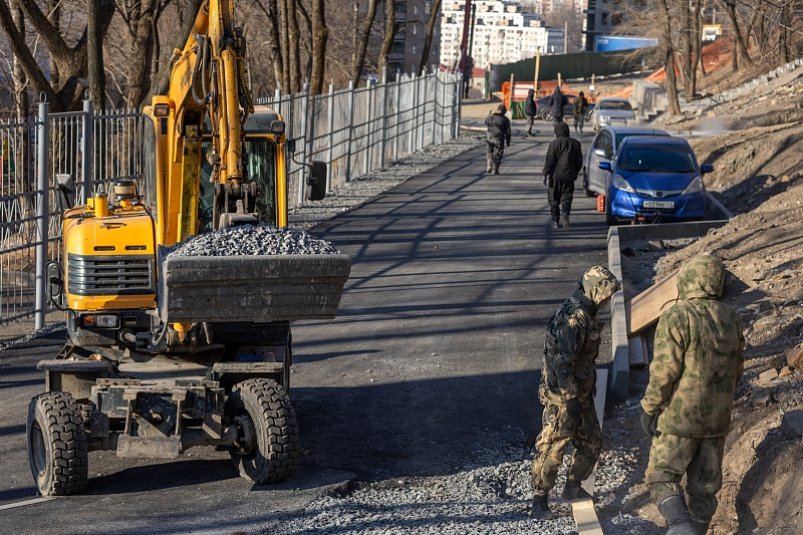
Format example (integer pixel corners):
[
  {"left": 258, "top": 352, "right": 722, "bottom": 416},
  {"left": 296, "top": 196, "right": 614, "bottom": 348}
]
[
  {"left": 640, "top": 254, "right": 744, "bottom": 535},
  {"left": 530, "top": 266, "right": 620, "bottom": 520}
]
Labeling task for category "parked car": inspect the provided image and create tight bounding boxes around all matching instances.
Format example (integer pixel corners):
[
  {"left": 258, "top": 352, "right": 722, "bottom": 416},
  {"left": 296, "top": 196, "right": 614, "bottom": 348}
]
[
  {"left": 582, "top": 126, "right": 671, "bottom": 197},
  {"left": 590, "top": 98, "right": 636, "bottom": 131},
  {"left": 535, "top": 94, "right": 594, "bottom": 122},
  {"left": 598, "top": 136, "right": 713, "bottom": 225}
]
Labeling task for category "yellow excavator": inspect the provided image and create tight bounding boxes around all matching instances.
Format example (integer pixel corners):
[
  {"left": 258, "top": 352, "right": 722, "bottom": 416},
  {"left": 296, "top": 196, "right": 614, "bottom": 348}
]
[{"left": 27, "top": 0, "right": 349, "bottom": 495}]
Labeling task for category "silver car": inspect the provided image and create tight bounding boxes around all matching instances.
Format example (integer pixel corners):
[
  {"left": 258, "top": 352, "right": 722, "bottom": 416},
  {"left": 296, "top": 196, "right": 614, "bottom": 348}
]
[
  {"left": 582, "top": 126, "right": 671, "bottom": 196},
  {"left": 590, "top": 98, "right": 637, "bottom": 132}
]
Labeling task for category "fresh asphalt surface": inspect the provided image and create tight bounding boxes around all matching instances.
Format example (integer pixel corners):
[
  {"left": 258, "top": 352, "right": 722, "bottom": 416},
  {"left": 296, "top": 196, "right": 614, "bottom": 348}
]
[{"left": 0, "top": 124, "right": 609, "bottom": 534}]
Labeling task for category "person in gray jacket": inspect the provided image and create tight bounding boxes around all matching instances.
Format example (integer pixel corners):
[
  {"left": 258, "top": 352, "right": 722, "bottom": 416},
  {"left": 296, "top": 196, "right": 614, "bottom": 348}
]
[{"left": 485, "top": 104, "right": 511, "bottom": 175}]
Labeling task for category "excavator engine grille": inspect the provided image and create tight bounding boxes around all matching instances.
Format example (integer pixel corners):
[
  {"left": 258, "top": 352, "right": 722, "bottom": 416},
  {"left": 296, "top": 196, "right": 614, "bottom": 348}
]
[{"left": 68, "top": 254, "right": 154, "bottom": 296}]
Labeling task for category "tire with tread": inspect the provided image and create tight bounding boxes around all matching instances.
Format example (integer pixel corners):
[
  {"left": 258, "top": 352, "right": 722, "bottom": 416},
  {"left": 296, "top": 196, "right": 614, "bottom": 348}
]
[
  {"left": 27, "top": 391, "right": 88, "bottom": 496},
  {"left": 227, "top": 378, "right": 300, "bottom": 483},
  {"left": 605, "top": 194, "right": 617, "bottom": 226}
]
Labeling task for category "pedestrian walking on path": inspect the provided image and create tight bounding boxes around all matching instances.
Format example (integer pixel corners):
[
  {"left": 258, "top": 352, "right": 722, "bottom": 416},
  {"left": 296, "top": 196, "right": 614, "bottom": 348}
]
[
  {"left": 640, "top": 254, "right": 744, "bottom": 535},
  {"left": 525, "top": 88, "right": 538, "bottom": 136},
  {"left": 573, "top": 92, "right": 589, "bottom": 133},
  {"left": 543, "top": 122, "right": 583, "bottom": 229},
  {"left": 548, "top": 84, "right": 567, "bottom": 125},
  {"left": 530, "top": 266, "right": 620, "bottom": 520},
  {"left": 485, "top": 104, "right": 511, "bottom": 175}
]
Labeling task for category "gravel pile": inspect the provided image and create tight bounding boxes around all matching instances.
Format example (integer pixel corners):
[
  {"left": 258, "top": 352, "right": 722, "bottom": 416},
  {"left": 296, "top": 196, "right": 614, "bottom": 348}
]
[
  {"left": 165, "top": 225, "right": 339, "bottom": 257},
  {"left": 261, "top": 439, "right": 652, "bottom": 535}
]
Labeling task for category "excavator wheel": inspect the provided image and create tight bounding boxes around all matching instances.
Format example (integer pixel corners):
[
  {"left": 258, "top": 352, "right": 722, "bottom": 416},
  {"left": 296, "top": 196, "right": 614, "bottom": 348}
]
[
  {"left": 26, "top": 391, "right": 88, "bottom": 496},
  {"left": 226, "top": 378, "right": 300, "bottom": 484}
]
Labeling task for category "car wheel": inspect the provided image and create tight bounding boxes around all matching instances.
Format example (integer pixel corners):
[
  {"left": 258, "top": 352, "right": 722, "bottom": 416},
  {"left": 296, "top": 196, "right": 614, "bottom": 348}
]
[
  {"left": 541, "top": 109, "right": 553, "bottom": 122},
  {"left": 605, "top": 194, "right": 617, "bottom": 226},
  {"left": 582, "top": 170, "right": 595, "bottom": 197}
]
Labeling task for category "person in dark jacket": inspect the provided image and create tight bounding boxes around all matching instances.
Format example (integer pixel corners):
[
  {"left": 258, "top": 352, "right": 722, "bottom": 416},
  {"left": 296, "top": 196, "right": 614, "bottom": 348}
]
[
  {"left": 525, "top": 88, "right": 538, "bottom": 136},
  {"left": 484, "top": 104, "right": 512, "bottom": 175},
  {"left": 548, "top": 85, "right": 567, "bottom": 125},
  {"left": 543, "top": 122, "right": 583, "bottom": 229},
  {"left": 573, "top": 91, "right": 589, "bottom": 133}
]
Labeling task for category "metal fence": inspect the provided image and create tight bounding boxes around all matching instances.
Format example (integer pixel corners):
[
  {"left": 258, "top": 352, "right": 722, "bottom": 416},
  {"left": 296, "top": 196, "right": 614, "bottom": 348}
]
[{"left": 0, "top": 70, "right": 461, "bottom": 328}]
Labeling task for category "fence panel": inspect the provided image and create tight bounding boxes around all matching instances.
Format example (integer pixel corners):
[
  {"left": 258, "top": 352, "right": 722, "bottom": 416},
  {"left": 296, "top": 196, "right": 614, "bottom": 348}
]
[{"left": 1, "top": 73, "right": 460, "bottom": 325}]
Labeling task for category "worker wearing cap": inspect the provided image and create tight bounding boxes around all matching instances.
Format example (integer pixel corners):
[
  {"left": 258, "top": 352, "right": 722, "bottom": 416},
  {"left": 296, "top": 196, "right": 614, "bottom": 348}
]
[
  {"left": 484, "top": 104, "right": 511, "bottom": 175},
  {"left": 530, "top": 266, "right": 620, "bottom": 520},
  {"left": 641, "top": 254, "right": 744, "bottom": 535}
]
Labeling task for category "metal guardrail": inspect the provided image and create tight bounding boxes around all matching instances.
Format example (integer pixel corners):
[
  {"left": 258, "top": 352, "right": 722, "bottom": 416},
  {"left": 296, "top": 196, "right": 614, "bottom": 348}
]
[{"left": 0, "top": 71, "right": 462, "bottom": 328}]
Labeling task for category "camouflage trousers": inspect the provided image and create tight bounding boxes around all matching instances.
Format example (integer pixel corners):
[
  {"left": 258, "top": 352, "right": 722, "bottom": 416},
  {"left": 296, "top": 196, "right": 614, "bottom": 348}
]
[
  {"left": 531, "top": 400, "right": 602, "bottom": 496},
  {"left": 645, "top": 433, "right": 727, "bottom": 523},
  {"left": 486, "top": 142, "right": 505, "bottom": 168}
]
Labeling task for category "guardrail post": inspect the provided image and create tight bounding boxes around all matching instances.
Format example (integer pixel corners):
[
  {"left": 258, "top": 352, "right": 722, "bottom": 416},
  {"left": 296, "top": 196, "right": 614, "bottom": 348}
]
[
  {"left": 34, "top": 101, "right": 50, "bottom": 331},
  {"left": 393, "top": 71, "right": 401, "bottom": 161},
  {"left": 364, "top": 79, "right": 373, "bottom": 175},
  {"left": 326, "top": 82, "right": 335, "bottom": 193},
  {"left": 408, "top": 73, "right": 416, "bottom": 154},
  {"left": 298, "top": 83, "right": 310, "bottom": 206},
  {"left": 454, "top": 72, "right": 463, "bottom": 140},
  {"left": 432, "top": 73, "right": 440, "bottom": 145},
  {"left": 81, "top": 98, "right": 93, "bottom": 201},
  {"left": 345, "top": 81, "right": 356, "bottom": 182},
  {"left": 379, "top": 66, "right": 388, "bottom": 170}
]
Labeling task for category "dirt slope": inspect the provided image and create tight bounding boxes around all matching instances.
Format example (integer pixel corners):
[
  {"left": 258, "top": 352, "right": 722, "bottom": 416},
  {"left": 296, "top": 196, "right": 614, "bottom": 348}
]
[{"left": 611, "top": 64, "right": 803, "bottom": 534}]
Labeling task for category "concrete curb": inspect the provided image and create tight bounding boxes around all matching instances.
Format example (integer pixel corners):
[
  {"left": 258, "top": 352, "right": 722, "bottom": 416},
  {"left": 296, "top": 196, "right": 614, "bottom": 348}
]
[{"left": 606, "top": 210, "right": 732, "bottom": 399}]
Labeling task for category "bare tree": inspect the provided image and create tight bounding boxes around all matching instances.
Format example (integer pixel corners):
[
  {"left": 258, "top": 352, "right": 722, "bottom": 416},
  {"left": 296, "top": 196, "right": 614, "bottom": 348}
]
[
  {"left": 378, "top": 0, "right": 396, "bottom": 75},
  {"left": 351, "top": 0, "right": 379, "bottom": 84},
  {"left": 418, "top": 0, "right": 441, "bottom": 75},
  {"left": 657, "top": 0, "right": 681, "bottom": 114},
  {"left": 309, "top": 0, "right": 328, "bottom": 94},
  {"left": 0, "top": 0, "right": 116, "bottom": 111},
  {"left": 717, "top": 0, "right": 754, "bottom": 70},
  {"left": 10, "top": 0, "right": 28, "bottom": 119}
]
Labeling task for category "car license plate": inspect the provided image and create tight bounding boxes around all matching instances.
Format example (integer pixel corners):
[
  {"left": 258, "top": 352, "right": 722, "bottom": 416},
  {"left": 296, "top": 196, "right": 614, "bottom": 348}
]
[{"left": 643, "top": 200, "right": 675, "bottom": 209}]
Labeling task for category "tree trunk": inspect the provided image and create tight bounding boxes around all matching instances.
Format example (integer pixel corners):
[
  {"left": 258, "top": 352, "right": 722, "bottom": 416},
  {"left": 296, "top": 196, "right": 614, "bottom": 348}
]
[
  {"left": 309, "top": 0, "right": 327, "bottom": 95},
  {"left": 680, "top": 0, "right": 693, "bottom": 99},
  {"left": 719, "top": 0, "right": 753, "bottom": 70},
  {"left": 378, "top": 0, "right": 396, "bottom": 75},
  {"left": 418, "top": 0, "right": 441, "bottom": 75},
  {"left": 695, "top": 1, "right": 705, "bottom": 77},
  {"left": 47, "top": 0, "right": 61, "bottom": 88},
  {"left": 146, "top": 0, "right": 204, "bottom": 101},
  {"left": 351, "top": 0, "right": 379, "bottom": 84},
  {"left": 779, "top": 3, "right": 790, "bottom": 63},
  {"left": 658, "top": 0, "right": 681, "bottom": 115},
  {"left": 288, "top": 0, "right": 302, "bottom": 92},
  {"left": 87, "top": 0, "right": 108, "bottom": 111},
  {"left": 277, "top": 0, "right": 291, "bottom": 91},
  {"left": 11, "top": 0, "right": 28, "bottom": 119}
]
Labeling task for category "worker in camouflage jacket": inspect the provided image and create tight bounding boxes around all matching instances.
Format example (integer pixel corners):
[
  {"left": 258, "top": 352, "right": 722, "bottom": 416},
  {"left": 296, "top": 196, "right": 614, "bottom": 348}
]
[
  {"left": 530, "top": 266, "right": 620, "bottom": 520},
  {"left": 641, "top": 254, "right": 744, "bottom": 535},
  {"left": 484, "top": 104, "right": 511, "bottom": 175}
]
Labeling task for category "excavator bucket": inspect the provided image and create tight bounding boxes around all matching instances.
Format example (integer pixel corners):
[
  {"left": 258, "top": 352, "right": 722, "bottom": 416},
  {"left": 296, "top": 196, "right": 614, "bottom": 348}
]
[{"left": 160, "top": 254, "right": 351, "bottom": 323}]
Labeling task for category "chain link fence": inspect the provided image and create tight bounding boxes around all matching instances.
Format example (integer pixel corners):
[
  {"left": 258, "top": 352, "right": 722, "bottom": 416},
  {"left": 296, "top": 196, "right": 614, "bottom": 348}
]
[{"left": 0, "top": 70, "right": 461, "bottom": 328}]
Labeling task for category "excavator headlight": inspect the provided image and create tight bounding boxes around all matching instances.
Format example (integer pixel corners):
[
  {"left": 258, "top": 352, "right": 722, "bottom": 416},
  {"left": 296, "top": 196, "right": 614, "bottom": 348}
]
[
  {"left": 153, "top": 104, "right": 170, "bottom": 117},
  {"left": 83, "top": 314, "right": 119, "bottom": 329},
  {"left": 270, "top": 120, "right": 286, "bottom": 135}
]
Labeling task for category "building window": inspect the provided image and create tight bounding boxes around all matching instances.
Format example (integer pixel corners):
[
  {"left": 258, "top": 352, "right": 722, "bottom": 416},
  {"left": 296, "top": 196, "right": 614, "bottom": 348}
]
[
  {"left": 413, "top": 24, "right": 417, "bottom": 35},
  {"left": 601, "top": 12, "right": 608, "bottom": 25},
  {"left": 413, "top": 45, "right": 417, "bottom": 55}
]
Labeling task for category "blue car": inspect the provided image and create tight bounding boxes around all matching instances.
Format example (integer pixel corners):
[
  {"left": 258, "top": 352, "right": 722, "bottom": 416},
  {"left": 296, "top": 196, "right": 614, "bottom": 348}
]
[{"left": 598, "top": 136, "right": 713, "bottom": 225}]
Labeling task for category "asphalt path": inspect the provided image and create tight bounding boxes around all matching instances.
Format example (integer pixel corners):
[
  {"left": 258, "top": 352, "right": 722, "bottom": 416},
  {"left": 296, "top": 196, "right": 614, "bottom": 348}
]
[{"left": 0, "top": 124, "right": 609, "bottom": 534}]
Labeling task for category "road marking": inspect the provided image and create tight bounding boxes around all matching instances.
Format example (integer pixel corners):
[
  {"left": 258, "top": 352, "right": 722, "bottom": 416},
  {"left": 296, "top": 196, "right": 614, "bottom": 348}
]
[{"left": 0, "top": 496, "right": 59, "bottom": 511}]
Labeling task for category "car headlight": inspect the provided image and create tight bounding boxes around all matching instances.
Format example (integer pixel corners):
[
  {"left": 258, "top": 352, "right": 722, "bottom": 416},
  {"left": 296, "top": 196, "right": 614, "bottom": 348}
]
[
  {"left": 681, "top": 176, "right": 704, "bottom": 195},
  {"left": 612, "top": 174, "right": 635, "bottom": 193}
]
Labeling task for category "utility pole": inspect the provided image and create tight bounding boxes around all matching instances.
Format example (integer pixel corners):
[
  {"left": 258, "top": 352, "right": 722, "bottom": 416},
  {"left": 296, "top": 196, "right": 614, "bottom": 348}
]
[
  {"left": 533, "top": 47, "right": 541, "bottom": 93},
  {"left": 564, "top": 21, "right": 568, "bottom": 54}
]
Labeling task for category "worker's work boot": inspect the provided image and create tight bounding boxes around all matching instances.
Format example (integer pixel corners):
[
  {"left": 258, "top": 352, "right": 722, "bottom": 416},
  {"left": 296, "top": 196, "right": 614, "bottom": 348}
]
[
  {"left": 529, "top": 494, "right": 555, "bottom": 520},
  {"left": 551, "top": 220, "right": 561, "bottom": 230},
  {"left": 486, "top": 155, "right": 493, "bottom": 173},
  {"left": 492, "top": 163, "right": 500, "bottom": 175},
  {"left": 560, "top": 214, "right": 570, "bottom": 229},
  {"left": 658, "top": 495, "right": 699, "bottom": 535},
  {"left": 561, "top": 479, "right": 592, "bottom": 502}
]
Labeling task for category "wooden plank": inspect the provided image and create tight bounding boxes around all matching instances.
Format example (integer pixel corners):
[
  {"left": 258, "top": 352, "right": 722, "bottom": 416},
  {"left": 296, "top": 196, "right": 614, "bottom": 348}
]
[
  {"left": 573, "top": 368, "right": 607, "bottom": 535},
  {"left": 573, "top": 499, "right": 605, "bottom": 535},
  {"left": 627, "top": 270, "right": 679, "bottom": 336}
]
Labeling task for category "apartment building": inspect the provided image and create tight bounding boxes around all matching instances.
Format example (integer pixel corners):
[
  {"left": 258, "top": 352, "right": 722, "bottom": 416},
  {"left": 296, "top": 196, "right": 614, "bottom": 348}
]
[
  {"left": 385, "top": 0, "right": 442, "bottom": 75},
  {"left": 440, "top": 1, "right": 565, "bottom": 69},
  {"left": 581, "top": 0, "right": 615, "bottom": 51}
]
